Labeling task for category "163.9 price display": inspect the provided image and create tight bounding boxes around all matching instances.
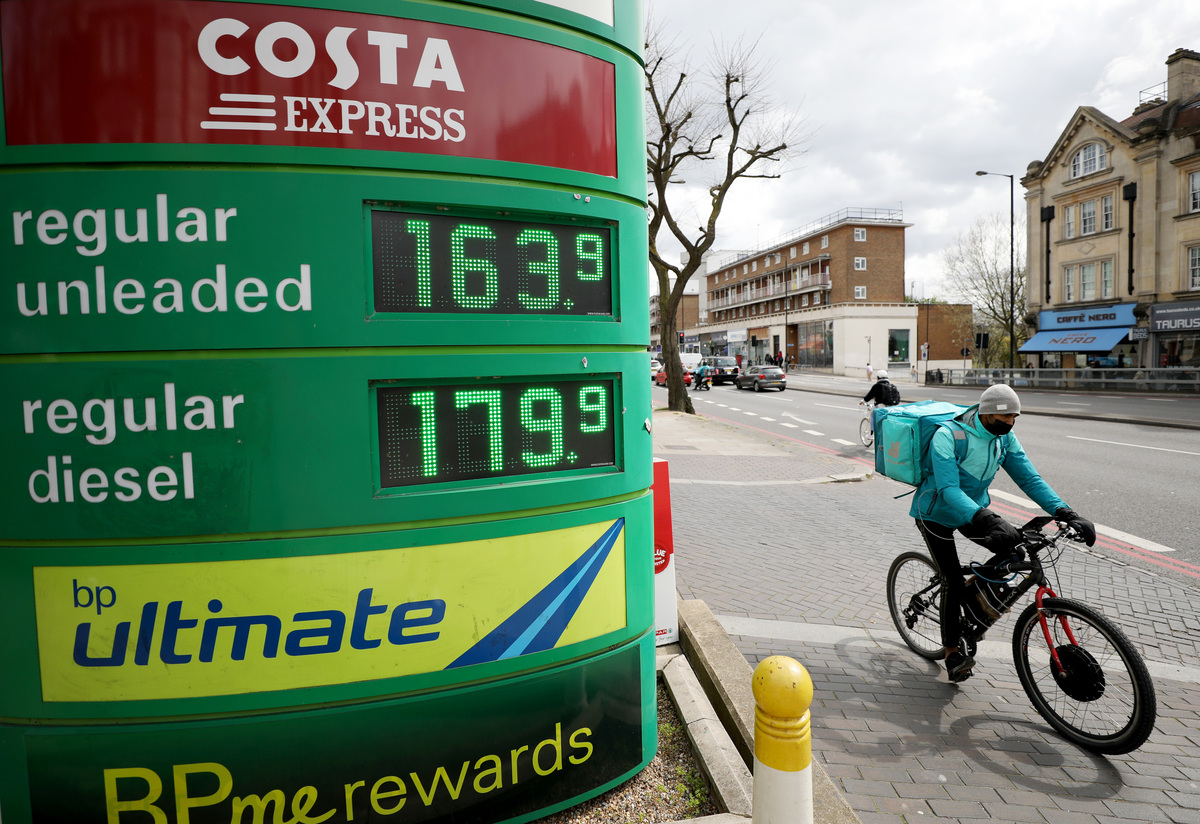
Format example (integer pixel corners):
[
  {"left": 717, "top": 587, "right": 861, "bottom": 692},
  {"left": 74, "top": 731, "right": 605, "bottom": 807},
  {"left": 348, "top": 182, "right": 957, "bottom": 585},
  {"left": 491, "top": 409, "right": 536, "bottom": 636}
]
[
  {"left": 375, "top": 378, "right": 617, "bottom": 489},
  {"left": 371, "top": 208, "right": 613, "bottom": 316}
]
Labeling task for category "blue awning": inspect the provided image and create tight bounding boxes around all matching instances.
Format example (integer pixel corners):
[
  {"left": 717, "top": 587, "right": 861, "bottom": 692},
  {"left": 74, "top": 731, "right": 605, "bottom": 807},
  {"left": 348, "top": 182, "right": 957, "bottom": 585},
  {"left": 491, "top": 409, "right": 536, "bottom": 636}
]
[{"left": 1019, "top": 327, "right": 1128, "bottom": 353}]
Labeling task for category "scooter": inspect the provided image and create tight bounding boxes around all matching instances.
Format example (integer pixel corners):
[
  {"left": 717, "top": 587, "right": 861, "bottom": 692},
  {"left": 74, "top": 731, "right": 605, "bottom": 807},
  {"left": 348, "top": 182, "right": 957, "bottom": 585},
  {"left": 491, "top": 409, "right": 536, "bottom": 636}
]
[{"left": 692, "top": 371, "right": 712, "bottom": 390}]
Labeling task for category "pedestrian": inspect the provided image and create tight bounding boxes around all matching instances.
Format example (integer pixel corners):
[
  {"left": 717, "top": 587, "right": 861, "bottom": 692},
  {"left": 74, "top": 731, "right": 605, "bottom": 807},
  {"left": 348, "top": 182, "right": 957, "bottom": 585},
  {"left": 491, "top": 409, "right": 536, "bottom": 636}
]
[
  {"left": 910, "top": 384, "right": 1096, "bottom": 682},
  {"left": 866, "top": 362, "right": 873, "bottom": 381},
  {"left": 910, "top": 363, "right": 918, "bottom": 383}
]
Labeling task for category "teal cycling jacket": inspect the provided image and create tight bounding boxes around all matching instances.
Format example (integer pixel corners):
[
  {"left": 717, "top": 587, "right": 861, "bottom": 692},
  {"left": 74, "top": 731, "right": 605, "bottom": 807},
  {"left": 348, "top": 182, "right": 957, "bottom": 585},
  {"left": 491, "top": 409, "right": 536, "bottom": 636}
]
[{"left": 908, "top": 404, "right": 1067, "bottom": 528}]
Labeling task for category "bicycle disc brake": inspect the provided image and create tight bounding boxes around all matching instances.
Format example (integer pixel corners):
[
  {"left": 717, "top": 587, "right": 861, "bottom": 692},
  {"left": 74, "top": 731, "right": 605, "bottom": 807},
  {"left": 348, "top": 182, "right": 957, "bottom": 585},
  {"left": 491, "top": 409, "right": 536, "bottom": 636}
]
[{"left": 1052, "top": 644, "right": 1106, "bottom": 702}]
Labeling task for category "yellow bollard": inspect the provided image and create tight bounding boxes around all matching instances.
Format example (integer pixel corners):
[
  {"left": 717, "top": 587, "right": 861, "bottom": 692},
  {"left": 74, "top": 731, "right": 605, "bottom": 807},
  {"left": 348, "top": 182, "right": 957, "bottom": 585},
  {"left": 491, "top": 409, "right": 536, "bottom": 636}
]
[{"left": 751, "top": 655, "right": 814, "bottom": 824}]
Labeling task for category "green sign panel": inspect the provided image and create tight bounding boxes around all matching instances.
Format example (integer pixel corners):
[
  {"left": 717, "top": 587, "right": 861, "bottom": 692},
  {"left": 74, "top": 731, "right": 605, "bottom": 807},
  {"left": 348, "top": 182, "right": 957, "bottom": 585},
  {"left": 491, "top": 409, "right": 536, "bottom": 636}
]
[{"left": 0, "top": 1, "right": 651, "bottom": 822}]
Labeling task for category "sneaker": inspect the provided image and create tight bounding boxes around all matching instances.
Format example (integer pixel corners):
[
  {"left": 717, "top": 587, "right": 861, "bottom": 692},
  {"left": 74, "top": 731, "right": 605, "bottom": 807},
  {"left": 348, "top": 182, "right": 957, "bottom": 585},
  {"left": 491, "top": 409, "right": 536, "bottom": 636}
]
[{"left": 945, "top": 649, "right": 975, "bottom": 682}]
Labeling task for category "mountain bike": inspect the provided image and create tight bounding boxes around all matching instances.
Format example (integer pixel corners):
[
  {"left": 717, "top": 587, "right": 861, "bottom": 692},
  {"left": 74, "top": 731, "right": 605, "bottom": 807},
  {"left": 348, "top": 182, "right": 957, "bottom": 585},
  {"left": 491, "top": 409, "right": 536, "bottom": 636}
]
[
  {"left": 858, "top": 401, "right": 875, "bottom": 447},
  {"left": 886, "top": 515, "right": 1156, "bottom": 754}
]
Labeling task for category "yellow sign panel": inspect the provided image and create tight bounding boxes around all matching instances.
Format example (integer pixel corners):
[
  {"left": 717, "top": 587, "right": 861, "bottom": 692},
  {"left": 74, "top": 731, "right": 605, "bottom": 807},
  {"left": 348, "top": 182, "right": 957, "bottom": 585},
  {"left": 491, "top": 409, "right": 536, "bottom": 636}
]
[{"left": 34, "top": 520, "right": 626, "bottom": 701}]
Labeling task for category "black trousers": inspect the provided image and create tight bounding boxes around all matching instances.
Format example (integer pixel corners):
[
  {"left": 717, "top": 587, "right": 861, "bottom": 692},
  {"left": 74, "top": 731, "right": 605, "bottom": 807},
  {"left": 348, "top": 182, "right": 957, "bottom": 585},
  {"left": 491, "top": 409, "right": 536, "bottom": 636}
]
[{"left": 914, "top": 518, "right": 995, "bottom": 649}]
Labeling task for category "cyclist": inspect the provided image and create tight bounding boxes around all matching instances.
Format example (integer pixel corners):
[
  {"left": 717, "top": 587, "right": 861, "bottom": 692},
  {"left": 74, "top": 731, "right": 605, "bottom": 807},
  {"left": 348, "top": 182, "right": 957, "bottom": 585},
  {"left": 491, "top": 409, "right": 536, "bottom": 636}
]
[
  {"left": 859, "top": 370, "right": 899, "bottom": 432},
  {"left": 910, "top": 384, "right": 1096, "bottom": 682}
]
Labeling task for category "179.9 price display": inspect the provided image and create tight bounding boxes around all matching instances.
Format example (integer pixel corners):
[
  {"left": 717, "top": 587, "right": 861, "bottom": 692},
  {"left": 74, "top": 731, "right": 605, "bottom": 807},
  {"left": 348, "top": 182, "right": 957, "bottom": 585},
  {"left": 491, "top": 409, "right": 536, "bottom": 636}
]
[
  {"left": 371, "top": 208, "right": 613, "bottom": 316},
  {"left": 375, "top": 378, "right": 617, "bottom": 489}
]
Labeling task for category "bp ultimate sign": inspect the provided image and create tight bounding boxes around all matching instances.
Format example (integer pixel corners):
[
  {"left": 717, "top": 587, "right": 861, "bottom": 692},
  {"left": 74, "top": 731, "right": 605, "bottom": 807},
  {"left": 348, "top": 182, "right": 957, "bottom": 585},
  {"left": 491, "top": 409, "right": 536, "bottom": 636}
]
[{"left": 0, "top": 2, "right": 653, "bottom": 823}]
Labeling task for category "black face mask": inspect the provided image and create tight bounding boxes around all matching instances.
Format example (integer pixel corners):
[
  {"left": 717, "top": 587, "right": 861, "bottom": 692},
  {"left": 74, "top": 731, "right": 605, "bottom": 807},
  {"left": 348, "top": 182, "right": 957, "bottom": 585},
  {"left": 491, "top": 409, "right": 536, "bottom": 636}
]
[{"left": 983, "top": 418, "right": 1013, "bottom": 437}]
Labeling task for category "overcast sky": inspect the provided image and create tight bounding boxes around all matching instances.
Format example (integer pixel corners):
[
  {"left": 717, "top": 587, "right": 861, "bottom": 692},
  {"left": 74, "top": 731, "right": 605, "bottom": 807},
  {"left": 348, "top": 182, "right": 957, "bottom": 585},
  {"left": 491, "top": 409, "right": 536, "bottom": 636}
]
[{"left": 646, "top": 0, "right": 1200, "bottom": 300}]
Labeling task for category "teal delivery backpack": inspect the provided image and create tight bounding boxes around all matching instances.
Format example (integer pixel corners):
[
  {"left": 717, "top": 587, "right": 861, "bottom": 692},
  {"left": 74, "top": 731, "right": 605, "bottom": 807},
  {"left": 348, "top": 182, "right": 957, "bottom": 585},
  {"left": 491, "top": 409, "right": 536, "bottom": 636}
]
[{"left": 873, "top": 400, "right": 969, "bottom": 487}]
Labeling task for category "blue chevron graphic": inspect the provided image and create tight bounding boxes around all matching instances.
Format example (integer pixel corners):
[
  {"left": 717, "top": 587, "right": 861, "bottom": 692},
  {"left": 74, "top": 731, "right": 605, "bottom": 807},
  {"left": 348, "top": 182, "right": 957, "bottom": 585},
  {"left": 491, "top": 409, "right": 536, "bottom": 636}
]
[{"left": 446, "top": 519, "right": 624, "bottom": 669}]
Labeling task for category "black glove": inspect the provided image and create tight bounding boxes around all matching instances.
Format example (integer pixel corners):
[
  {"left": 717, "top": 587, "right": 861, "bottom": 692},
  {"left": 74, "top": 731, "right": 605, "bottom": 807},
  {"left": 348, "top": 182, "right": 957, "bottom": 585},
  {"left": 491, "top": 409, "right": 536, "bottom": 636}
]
[
  {"left": 971, "top": 507, "right": 1023, "bottom": 552},
  {"left": 1055, "top": 507, "right": 1097, "bottom": 546}
]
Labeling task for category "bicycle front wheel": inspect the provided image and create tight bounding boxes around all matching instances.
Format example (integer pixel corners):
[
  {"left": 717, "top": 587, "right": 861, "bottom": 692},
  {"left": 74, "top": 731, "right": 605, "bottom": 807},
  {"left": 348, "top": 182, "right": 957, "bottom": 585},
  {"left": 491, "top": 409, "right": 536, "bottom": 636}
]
[
  {"left": 859, "top": 417, "right": 874, "bottom": 448},
  {"left": 1012, "top": 597, "right": 1157, "bottom": 754},
  {"left": 886, "top": 551, "right": 946, "bottom": 660}
]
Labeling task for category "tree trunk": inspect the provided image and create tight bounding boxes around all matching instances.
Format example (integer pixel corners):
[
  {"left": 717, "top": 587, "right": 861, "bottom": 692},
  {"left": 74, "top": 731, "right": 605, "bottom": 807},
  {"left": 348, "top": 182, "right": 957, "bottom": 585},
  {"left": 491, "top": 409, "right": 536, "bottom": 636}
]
[{"left": 658, "top": 298, "right": 695, "bottom": 414}]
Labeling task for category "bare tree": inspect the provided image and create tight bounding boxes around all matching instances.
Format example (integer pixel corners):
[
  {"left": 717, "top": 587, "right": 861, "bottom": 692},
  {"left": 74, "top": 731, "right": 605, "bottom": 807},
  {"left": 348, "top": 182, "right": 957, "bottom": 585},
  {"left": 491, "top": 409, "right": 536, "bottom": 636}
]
[
  {"left": 646, "top": 24, "right": 804, "bottom": 412},
  {"left": 942, "top": 211, "right": 1028, "bottom": 368}
]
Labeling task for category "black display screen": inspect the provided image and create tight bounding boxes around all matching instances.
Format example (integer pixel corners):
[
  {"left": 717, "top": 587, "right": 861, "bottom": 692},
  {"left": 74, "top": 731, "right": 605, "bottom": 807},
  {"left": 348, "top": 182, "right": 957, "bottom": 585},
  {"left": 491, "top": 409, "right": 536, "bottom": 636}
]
[
  {"left": 376, "top": 378, "right": 617, "bottom": 488},
  {"left": 371, "top": 209, "right": 613, "bottom": 316}
]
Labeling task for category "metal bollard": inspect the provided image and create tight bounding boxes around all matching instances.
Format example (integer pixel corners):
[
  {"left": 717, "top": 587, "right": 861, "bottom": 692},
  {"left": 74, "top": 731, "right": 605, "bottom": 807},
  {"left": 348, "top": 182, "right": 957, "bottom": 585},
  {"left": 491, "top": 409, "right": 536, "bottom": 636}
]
[{"left": 751, "top": 655, "right": 814, "bottom": 824}]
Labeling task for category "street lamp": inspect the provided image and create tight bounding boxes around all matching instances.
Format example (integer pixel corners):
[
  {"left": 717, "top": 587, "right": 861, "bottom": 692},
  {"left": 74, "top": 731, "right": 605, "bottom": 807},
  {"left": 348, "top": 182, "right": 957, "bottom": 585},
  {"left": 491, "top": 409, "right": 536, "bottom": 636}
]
[{"left": 976, "top": 170, "right": 1016, "bottom": 372}]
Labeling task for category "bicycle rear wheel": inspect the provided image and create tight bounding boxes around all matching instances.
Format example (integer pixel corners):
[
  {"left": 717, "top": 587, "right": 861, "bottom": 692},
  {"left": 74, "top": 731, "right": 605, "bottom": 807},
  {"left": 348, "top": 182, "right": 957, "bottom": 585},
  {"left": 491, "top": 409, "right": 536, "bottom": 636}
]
[
  {"left": 886, "top": 552, "right": 946, "bottom": 660},
  {"left": 1012, "top": 597, "right": 1157, "bottom": 754},
  {"left": 859, "top": 417, "right": 874, "bottom": 448}
]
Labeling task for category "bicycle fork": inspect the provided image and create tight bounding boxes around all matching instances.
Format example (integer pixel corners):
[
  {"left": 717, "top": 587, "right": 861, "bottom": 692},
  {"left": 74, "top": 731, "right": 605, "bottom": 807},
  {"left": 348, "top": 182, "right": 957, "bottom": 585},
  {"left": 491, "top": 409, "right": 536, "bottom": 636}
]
[{"left": 1033, "top": 585, "right": 1080, "bottom": 677}]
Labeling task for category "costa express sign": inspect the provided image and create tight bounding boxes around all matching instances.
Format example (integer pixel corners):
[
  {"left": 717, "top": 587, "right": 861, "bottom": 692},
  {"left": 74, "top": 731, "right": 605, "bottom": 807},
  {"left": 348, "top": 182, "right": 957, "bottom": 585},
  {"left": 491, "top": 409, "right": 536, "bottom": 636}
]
[{"left": 0, "top": 0, "right": 617, "bottom": 175}]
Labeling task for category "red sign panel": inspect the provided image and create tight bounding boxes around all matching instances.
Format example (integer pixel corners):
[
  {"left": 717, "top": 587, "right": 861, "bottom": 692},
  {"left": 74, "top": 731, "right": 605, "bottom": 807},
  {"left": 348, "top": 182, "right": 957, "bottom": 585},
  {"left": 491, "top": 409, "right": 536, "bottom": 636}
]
[{"left": 0, "top": 0, "right": 617, "bottom": 176}]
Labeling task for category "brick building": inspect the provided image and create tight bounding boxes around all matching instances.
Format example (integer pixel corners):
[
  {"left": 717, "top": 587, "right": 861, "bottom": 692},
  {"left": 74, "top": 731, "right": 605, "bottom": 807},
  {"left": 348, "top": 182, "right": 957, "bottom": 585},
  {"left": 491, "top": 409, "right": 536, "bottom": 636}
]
[
  {"left": 1021, "top": 48, "right": 1200, "bottom": 371},
  {"left": 689, "top": 207, "right": 970, "bottom": 377},
  {"left": 649, "top": 283, "right": 698, "bottom": 357}
]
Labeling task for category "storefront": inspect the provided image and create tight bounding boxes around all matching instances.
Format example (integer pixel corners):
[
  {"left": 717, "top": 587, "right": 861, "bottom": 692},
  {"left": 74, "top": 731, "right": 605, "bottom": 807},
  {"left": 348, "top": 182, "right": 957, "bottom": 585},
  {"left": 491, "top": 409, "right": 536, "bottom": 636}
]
[
  {"left": 1020, "top": 303, "right": 1138, "bottom": 368},
  {"left": 1150, "top": 301, "right": 1200, "bottom": 367}
]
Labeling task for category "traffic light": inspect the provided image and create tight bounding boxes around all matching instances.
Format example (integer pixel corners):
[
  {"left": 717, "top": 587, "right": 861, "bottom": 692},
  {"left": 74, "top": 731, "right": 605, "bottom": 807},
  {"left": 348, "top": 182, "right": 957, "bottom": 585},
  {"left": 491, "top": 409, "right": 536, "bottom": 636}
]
[
  {"left": 975, "top": 332, "right": 990, "bottom": 350},
  {"left": 678, "top": 332, "right": 684, "bottom": 345}
]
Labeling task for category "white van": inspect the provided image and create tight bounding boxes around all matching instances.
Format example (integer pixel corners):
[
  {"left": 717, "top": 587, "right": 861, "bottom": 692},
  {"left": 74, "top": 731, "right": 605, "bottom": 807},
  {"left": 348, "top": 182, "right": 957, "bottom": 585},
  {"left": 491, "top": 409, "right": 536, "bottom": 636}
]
[{"left": 679, "top": 352, "right": 702, "bottom": 371}]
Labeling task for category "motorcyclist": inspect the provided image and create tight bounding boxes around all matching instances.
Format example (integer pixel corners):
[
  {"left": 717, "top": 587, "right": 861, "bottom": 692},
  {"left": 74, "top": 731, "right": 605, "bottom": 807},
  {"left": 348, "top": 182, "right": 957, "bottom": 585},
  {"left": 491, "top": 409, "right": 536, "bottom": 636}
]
[
  {"left": 911, "top": 384, "right": 1096, "bottom": 682},
  {"left": 692, "top": 361, "right": 711, "bottom": 389}
]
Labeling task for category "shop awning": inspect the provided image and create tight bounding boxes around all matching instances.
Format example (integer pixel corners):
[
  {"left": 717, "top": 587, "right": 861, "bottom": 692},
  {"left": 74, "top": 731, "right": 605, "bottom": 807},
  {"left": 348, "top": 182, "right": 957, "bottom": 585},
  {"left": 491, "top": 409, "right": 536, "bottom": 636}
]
[{"left": 1019, "top": 327, "right": 1128, "bottom": 353}]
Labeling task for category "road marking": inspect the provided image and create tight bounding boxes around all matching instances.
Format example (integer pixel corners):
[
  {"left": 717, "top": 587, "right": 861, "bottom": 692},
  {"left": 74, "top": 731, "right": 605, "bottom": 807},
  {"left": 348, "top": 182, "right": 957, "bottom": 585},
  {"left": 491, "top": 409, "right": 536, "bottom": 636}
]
[
  {"left": 744, "top": 411, "right": 758, "bottom": 416},
  {"left": 991, "top": 489, "right": 1177, "bottom": 553},
  {"left": 1067, "top": 435, "right": 1200, "bottom": 457},
  {"left": 716, "top": 615, "right": 1200, "bottom": 685},
  {"left": 781, "top": 423, "right": 798, "bottom": 428},
  {"left": 728, "top": 407, "right": 741, "bottom": 411},
  {"left": 717, "top": 404, "right": 729, "bottom": 408},
  {"left": 783, "top": 413, "right": 818, "bottom": 425},
  {"left": 830, "top": 438, "right": 855, "bottom": 446},
  {"left": 803, "top": 429, "right": 824, "bottom": 436},
  {"left": 814, "top": 402, "right": 861, "bottom": 412},
  {"left": 760, "top": 417, "right": 776, "bottom": 422},
  {"left": 1057, "top": 401, "right": 1092, "bottom": 407}
]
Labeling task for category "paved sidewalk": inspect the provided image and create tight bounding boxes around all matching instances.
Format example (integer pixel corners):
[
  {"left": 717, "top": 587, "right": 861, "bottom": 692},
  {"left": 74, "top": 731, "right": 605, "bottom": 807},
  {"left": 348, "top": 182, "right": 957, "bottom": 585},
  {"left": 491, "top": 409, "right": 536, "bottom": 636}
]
[{"left": 653, "top": 409, "right": 1200, "bottom": 824}]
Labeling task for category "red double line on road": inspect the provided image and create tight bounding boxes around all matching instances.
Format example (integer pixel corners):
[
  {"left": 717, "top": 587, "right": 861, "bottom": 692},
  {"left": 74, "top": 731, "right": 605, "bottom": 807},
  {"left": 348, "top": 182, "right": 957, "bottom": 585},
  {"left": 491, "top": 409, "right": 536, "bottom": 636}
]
[{"left": 989, "top": 499, "right": 1200, "bottom": 580}]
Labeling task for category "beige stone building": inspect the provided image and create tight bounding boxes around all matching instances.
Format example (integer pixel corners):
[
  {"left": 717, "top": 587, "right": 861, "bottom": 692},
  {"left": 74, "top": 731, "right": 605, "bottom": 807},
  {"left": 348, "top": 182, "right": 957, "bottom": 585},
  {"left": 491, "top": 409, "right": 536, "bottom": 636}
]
[{"left": 1021, "top": 48, "right": 1200, "bottom": 370}]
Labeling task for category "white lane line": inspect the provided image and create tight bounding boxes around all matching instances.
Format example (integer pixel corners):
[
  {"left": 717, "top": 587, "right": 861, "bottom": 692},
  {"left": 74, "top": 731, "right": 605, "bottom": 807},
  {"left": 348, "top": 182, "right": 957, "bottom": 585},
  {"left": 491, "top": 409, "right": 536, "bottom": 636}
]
[
  {"left": 1067, "top": 435, "right": 1200, "bottom": 457},
  {"left": 803, "top": 429, "right": 824, "bottom": 436},
  {"left": 780, "top": 423, "right": 799, "bottom": 428},
  {"left": 830, "top": 438, "right": 856, "bottom": 446},
  {"left": 717, "top": 404, "right": 729, "bottom": 408},
  {"left": 990, "top": 489, "right": 1177, "bottom": 553},
  {"left": 760, "top": 417, "right": 777, "bottom": 422},
  {"left": 1057, "top": 401, "right": 1093, "bottom": 407},
  {"left": 814, "top": 402, "right": 860, "bottom": 412},
  {"left": 744, "top": 411, "right": 758, "bottom": 416},
  {"left": 783, "top": 414, "right": 818, "bottom": 425}
]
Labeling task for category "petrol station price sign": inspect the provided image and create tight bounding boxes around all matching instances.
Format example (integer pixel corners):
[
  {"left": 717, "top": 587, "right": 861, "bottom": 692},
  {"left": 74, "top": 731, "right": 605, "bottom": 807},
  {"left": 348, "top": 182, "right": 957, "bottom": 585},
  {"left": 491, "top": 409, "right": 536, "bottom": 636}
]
[
  {"left": 376, "top": 377, "right": 617, "bottom": 489},
  {"left": 371, "top": 208, "right": 614, "bottom": 316}
]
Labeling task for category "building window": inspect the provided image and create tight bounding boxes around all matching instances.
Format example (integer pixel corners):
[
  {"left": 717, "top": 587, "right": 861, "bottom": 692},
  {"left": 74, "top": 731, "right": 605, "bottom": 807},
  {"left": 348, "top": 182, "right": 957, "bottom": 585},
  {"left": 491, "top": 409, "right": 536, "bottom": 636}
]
[
  {"left": 1064, "top": 266, "right": 1074, "bottom": 301},
  {"left": 1070, "top": 143, "right": 1107, "bottom": 178},
  {"left": 854, "top": 228, "right": 866, "bottom": 242},
  {"left": 802, "top": 242, "right": 810, "bottom": 255},
  {"left": 790, "top": 246, "right": 797, "bottom": 258},
  {"left": 854, "top": 286, "right": 866, "bottom": 300},
  {"left": 1102, "top": 195, "right": 1113, "bottom": 231},
  {"left": 854, "top": 257, "right": 867, "bottom": 271},
  {"left": 752, "top": 261, "right": 757, "bottom": 272},
  {"left": 1190, "top": 246, "right": 1200, "bottom": 290},
  {"left": 813, "top": 292, "right": 820, "bottom": 305},
  {"left": 743, "top": 264, "right": 748, "bottom": 274},
  {"left": 820, "top": 235, "right": 829, "bottom": 249},
  {"left": 1102, "top": 260, "right": 1114, "bottom": 298},
  {"left": 1080, "top": 200, "right": 1096, "bottom": 235},
  {"left": 1191, "top": 172, "right": 1200, "bottom": 213},
  {"left": 802, "top": 295, "right": 809, "bottom": 307},
  {"left": 1080, "top": 262, "right": 1096, "bottom": 301},
  {"left": 1064, "top": 205, "right": 1075, "bottom": 239}
]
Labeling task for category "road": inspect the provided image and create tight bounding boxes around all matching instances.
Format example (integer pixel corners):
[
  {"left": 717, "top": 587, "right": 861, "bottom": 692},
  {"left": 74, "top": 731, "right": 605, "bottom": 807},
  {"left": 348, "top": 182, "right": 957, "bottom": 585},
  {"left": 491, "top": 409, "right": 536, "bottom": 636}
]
[{"left": 654, "top": 379, "right": 1200, "bottom": 587}]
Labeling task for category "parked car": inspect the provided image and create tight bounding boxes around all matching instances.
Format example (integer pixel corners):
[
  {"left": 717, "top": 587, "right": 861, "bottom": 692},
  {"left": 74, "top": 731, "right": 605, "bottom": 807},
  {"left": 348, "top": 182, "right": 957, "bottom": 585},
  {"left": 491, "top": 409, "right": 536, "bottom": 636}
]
[
  {"left": 735, "top": 365, "right": 786, "bottom": 391},
  {"left": 650, "top": 358, "right": 662, "bottom": 379},
  {"left": 655, "top": 366, "right": 691, "bottom": 386},
  {"left": 700, "top": 355, "right": 740, "bottom": 385}
]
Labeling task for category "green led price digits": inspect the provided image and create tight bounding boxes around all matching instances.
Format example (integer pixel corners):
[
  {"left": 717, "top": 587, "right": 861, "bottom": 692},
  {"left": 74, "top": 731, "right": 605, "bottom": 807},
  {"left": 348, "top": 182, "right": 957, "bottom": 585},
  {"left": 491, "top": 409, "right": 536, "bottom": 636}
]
[
  {"left": 377, "top": 379, "right": 616, "bottom": 488},
  {"left": 372, "top": 210, "right": 612, "bottom": 316}
]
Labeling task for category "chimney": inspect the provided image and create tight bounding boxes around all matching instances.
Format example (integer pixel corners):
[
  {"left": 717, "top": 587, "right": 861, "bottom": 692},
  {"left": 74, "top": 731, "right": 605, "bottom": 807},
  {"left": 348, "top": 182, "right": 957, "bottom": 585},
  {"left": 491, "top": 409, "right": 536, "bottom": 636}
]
[{"left": 1167, "top": 48, "right": 1200, "bottom": 104}]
